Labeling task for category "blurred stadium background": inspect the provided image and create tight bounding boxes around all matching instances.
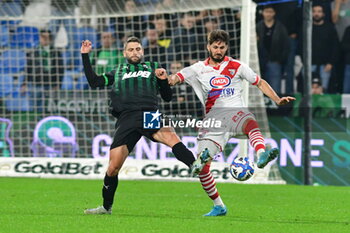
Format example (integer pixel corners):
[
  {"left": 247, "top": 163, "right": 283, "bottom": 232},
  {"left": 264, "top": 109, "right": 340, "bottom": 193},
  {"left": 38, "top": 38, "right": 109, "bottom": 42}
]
[{"left": 0, "top": 0, "right": 349, "bottom": 186}]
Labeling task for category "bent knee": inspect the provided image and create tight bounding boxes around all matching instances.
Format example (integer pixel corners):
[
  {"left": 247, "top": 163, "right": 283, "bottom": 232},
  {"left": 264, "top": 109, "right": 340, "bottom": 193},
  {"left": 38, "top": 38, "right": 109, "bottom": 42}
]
[
  {"left": 154, "top": 129, "right": 179, "bottom": 143},
  {"left": 163, "top": 131, "right": 179, "bottom": 141},
  {"left": 161, "top": 132, "right": 180, "bottom": 146},
  {"left": 107, "top": 164, "right": 121, "bottom": 176}
]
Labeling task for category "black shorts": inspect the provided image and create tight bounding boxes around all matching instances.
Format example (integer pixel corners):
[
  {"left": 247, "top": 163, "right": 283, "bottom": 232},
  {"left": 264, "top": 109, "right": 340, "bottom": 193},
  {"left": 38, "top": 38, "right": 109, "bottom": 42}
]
[{"left": 110, "top": 110, "right": 160, "bottom": 152}]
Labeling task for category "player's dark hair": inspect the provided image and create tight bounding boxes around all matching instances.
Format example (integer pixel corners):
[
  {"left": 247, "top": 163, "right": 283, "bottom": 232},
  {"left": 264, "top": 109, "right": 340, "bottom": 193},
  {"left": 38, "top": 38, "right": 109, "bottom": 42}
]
[
  {"left": 207, "top": 29, "right": 229, "bottom": 45},
  {"left": 124, "top": 36, "right": 141, "bottom": 50}
]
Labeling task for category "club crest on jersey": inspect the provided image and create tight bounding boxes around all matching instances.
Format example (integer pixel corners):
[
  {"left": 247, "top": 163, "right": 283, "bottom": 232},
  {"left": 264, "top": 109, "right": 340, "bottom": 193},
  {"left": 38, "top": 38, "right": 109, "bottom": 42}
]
[
  {"left": 122, "top": 71, "right": 151, "bottom": 80},
  {"left": 209, "top": 75, "right": 231, "bottom": 88},
  {"left": 229, "top": 69, "right": 236, "bottom": 76}
]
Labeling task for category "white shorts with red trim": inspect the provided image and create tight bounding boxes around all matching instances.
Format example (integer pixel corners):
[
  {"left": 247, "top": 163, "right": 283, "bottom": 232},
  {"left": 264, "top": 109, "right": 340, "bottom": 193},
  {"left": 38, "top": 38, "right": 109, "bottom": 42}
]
[{"left": 197, "top": 108, "right": 256, "bottom": 155}]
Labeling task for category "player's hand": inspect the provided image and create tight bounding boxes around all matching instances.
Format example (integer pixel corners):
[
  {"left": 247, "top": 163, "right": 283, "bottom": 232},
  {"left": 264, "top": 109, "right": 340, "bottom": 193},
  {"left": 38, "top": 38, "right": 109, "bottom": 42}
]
[
  {"left": 168, "top": 75, "right": 180, "bottom": 86},
  {"left": 81, "top": 40, "right": 92, "bottom": 54},
  {"left": 276, "top": 96, "right": 296, "bottom": 105},
  {"left": 155, "top": 68, "right": 168, "bottom": 80}
]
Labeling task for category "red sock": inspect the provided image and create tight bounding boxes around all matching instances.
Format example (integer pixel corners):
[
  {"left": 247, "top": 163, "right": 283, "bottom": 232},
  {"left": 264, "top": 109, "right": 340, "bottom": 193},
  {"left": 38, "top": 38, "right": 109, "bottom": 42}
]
[
  {"left": 243, "top": 120, "right": 265, "bottom": 152},
  {"left": 199, "top": 164, "right": 219, "bottom": 200}
]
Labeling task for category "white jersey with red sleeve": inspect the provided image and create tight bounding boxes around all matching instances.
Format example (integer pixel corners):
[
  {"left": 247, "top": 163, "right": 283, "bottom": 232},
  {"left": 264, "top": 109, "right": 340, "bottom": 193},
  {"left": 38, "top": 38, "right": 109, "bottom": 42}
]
[{"left": 176, "top": 56, "right": 260, "bottom": 114}]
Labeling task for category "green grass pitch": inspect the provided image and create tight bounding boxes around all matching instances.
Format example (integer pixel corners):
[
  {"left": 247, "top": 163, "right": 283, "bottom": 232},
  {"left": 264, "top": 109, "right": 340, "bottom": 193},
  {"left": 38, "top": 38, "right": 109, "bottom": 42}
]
[{"left": 0, "top": 178, "right": 349, "bottom": 233}]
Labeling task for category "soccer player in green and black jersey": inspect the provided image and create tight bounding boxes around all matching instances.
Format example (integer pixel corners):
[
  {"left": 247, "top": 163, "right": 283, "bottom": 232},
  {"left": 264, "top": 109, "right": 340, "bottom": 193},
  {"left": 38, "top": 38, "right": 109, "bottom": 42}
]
[{"left": 81, "top": 37, "right": 200, "bottom": 215}]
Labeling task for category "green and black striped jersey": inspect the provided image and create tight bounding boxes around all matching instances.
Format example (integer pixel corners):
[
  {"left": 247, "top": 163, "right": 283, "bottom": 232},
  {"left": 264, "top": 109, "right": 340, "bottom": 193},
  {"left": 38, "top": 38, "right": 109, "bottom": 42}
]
[
  {"left": 82, "top": 54, "right": 172, "bottom": 117},
  {"left": 105, "top": 62, "right": 161, "bottom": 114}
]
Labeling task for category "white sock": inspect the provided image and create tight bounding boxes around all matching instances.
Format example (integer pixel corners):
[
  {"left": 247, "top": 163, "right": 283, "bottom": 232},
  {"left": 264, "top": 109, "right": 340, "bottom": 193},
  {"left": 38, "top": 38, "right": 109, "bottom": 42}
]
[{"left": 213, "top": 196, "right": 224, "bottom": 207}]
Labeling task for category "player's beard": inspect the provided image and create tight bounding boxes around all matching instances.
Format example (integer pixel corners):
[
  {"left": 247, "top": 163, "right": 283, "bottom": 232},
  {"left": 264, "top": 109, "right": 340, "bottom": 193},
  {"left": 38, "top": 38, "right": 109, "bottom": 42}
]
[
  {"left": 209, "top": 50, "right": 225, "bottom": 63},
  {"left": 126, "top": 55, "right": 143, "bottom": 64}
]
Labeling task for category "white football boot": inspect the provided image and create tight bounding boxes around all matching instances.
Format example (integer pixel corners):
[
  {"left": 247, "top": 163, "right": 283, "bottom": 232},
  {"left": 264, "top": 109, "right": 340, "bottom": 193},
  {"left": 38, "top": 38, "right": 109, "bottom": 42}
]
[{"left": 84, "top": 206, "right": 111, "bottom": 215}]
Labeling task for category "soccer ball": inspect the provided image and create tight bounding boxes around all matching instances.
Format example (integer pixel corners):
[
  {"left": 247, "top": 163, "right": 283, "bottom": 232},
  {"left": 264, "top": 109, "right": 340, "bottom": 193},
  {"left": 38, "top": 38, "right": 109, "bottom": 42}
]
[{"left": 230, "top": 157, "right": 255, "bottom": 181}]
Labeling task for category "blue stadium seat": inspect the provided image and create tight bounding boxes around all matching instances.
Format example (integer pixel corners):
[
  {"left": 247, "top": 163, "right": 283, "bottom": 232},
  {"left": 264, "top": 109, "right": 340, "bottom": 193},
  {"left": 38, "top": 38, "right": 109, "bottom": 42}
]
[
  {"left": 69, "top": 26, "right": 98, "bottom": 71},
  {"left": 0, "top": 49, "right": 26, "bottom": 74},
  {"left": 5, "top": 90, "right": 33, "bottom": 111},
  {"left": 2, "top": 74, "right": 31, "bottom": 111},
  {"left": 71, "top": 50, "right": 83, "bottom": 71},
  {"left": 0, "top": 25, "right": 10, "bottom": 48},
  {"left": 76, "top": 75, "right": 89, "bottom": 90},
  {"left": 73, "top": 26, "right": 98, "bottom": 49},
  {"left": 0, "top": 1, "right": 23, "bottom": 17},
  {"left": 0, "top": 20, "right": 22, "bottom": 27},
  {"left": 0, "top": 0, "right": 23, "bottom": 27},
  {"left": 0, "top": 74, "right": 13, "bottom": 98},
  {"left": 62, "top": 50, "right": 81, "bottom": 71},
  {"left": 61, "top": 50, "right": 72, "bottom": 68},
  {"left": 61, "top": 74, "right": 74, "bottom": 90},
  {"left": 10, "top": 26, "right": 40, "bottom": 49}
]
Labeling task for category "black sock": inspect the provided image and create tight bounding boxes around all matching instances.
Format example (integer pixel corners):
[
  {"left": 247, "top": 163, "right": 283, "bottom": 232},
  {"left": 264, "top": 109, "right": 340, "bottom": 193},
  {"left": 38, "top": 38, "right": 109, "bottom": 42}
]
[
  {"left": 172, "top": 142, "right": 196, "bottom": 168},
  {"left": 102, "top": 174, "right": 118, "bottom": 211}
]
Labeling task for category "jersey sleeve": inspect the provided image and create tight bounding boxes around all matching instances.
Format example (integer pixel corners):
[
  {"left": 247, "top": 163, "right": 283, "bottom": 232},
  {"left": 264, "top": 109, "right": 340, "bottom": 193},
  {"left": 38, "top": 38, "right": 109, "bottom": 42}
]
[
  {"left": 176, "top": 65, "right": 198, "bottom": 85},
  {"left": 101, "top": 70, "right": 115, "bottom": 86},
  {"left": 239, "top": 62, "right": 260, "bottom": 86},
  {"left": 82, "top": 53, "right": 115, "bottom": 88}
]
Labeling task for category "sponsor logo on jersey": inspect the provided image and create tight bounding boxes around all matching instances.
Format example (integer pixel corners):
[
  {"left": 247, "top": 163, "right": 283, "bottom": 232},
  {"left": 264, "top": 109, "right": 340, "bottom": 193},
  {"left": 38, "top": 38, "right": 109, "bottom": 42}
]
[
  {"left": 207, "top": 88, "right": 235, "bottom": 98},
  {"left": 220, "top": 87, "right": 235, "bottom": 97},
  {"left": 209, "top": 76, "right": 231, "bottom": 88},
  {"left": 123, "top": 71, "right": 151, "bottom": 80}
]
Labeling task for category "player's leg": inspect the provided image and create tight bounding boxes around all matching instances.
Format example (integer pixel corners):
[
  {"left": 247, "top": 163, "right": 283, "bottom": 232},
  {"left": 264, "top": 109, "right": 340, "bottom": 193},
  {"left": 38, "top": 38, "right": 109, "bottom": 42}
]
[
  {"left": 190, "top": 109, "right": 231, "bottom": 174},
  {"left": 151, "top": 126, "right": 196, "bottom": 168},
  {"left": 85, "top": 113, "right": 141, "bottom": 215},
  {"left": 84, "top": 145, "right": 129, "bottom": 215},
  {"left": 190, "top": 148, "right": 212, "bottom": 174},
  {"left": 196, "top": 139, "right": 227, "bottom": 216},
  {"left": 191, "top": 121, "right": 227, "bottom": 175},
  {"left": 241, "top": 118, "right": 279, "bottom": 168},
  {"left": 102, "top": 145, "right": 129, "bottom": 210}
]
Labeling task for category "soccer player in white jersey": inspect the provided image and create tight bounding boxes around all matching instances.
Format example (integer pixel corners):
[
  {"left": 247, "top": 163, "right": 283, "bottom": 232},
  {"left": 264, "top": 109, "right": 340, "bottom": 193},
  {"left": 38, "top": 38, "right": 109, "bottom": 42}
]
[{"left": 156, "top": 29, "right": 295, "bottom": 217}]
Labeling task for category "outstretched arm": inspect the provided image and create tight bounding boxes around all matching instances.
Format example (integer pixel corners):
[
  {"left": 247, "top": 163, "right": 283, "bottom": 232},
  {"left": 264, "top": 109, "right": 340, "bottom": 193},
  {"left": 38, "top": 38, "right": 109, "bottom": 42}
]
[
  {"left": 81, "top": 40, "right": 112, "bottom": 88},
  {"left": 257, "top": 79, "right": 296, "bottom": 105}
]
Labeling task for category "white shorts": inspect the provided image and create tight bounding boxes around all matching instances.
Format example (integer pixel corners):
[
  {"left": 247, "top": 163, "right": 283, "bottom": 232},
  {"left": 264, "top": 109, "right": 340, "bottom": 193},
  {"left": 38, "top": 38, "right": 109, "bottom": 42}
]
[{"left": 197, "top": 108, "right": 256, "bottom": 155}]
